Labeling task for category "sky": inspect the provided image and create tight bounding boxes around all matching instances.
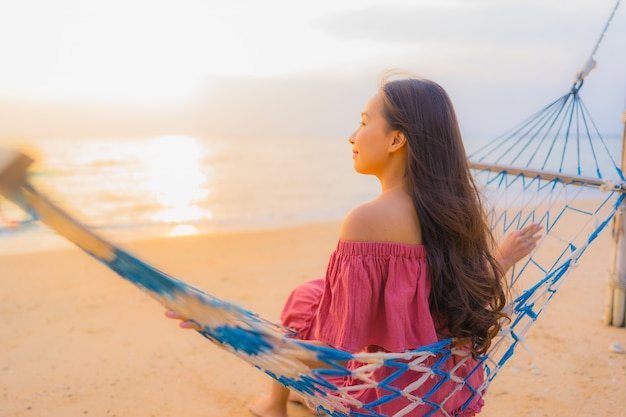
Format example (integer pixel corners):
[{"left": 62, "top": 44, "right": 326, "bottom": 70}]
[{"left": 0, "top": 0, "right": 624, "bottom": 140}]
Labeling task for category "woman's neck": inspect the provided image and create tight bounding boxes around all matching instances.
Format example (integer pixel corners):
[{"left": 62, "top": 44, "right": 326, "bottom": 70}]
[
  {"left": 379, "top": 171, "right": 407, "bottom": 195},
  {"left": 378, "top": 148, "right": 408, "bottom": 194}
]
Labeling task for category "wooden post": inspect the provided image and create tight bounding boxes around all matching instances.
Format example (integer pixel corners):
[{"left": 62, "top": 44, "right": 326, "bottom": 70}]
[{"left": 604, "top": 110, "right": 626, "bottom": 327}]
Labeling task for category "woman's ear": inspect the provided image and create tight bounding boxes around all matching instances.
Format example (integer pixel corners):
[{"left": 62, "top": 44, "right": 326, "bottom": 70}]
[{"left": 389, "top": 131, "right": 407, "bottom": 152}]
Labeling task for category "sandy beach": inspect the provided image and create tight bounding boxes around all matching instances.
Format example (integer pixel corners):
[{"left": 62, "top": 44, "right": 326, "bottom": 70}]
[{"left": 1, "top": 221, "right": 625, "bottom": 417}]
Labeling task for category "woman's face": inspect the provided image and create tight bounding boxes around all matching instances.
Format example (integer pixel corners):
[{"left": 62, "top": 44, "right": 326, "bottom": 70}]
[{"left": 349, "top": 92, "right": 395, "bottom": 176}]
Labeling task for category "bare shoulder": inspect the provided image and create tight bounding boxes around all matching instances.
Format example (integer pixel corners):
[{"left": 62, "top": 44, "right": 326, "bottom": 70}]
[
  {"left": 339, "top": 202, "right": 383, "bottom": 241},
  {"left": 340, "top": 192, "right": 422, "bottom": 245}
]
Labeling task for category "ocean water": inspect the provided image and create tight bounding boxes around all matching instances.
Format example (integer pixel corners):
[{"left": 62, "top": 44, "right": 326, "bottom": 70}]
[
  {"left": 0, "top": 135, "right": 381, "bottom": 251},
  {"left": 0, "top": 131, "right": 622, "bottom": 254}
]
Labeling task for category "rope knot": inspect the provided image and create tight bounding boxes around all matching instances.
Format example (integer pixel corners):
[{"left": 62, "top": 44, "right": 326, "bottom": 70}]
[
  {"left": 600, "top": 180, "right": 624, "bottom": 193},
  {"left": 572, "top": 58, "right": 597, "bottom": 93}
]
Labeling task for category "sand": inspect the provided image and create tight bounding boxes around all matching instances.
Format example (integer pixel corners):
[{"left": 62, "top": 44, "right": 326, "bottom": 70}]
[{"left": 0, "top": 221, "right": 625, "bottom": 417}]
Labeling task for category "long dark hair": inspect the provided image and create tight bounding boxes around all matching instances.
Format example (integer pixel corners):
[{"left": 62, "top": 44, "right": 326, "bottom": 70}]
[{"left": 380, "top": 76, "right": 507, "bottom": 356}]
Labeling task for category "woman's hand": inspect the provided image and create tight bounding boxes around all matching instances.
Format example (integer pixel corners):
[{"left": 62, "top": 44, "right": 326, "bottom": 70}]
[
  {"left": 164, "top": 309, "right": 202, "bottom": 331},
  {"left": 497, "top": 223, "right": 543, "bottom": 272}
]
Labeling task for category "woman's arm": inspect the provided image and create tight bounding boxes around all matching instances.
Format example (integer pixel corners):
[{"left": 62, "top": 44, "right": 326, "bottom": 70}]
[{"left": 164, "top": 310, "right": 342, "bottom": 368}]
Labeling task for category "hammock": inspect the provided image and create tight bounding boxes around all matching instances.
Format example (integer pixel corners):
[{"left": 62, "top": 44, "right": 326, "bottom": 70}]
[
  {"left": 0, "top": 192, "right": 37, "bottom": 235},
  {"left": 0, "top": 4, "right": 624, "bottom": 416}
]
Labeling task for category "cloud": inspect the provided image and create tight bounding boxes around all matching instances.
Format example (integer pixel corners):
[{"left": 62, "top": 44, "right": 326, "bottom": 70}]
[
  {"left": 0, "top": 1, "right": 623, "bottom": 141},
  {"left": 312, "top": 3, "right": 607, "bottom": 47}
]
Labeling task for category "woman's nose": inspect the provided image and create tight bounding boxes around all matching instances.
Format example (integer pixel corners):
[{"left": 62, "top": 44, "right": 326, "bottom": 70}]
[{"left": 348, "top": 132, "right": 356, "bottom": 144}]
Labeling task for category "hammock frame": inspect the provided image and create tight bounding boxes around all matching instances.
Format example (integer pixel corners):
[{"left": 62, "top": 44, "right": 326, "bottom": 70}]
[{"left": 603, "top": 110, "right": 626, "bottom": 326}]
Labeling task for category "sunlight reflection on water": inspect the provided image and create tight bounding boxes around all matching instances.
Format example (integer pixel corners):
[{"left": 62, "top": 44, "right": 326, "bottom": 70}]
[
  {"left": 0, "top": 133, "right": 375, "bottom": 244},
  {"left": 140, "top": 135, "right": 213, "bottom": 225}
]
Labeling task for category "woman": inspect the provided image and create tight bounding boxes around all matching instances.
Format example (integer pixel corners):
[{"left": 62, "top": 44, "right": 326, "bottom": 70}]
[{"left": 168, "top": 75, "right": 542, "bottom": 416}]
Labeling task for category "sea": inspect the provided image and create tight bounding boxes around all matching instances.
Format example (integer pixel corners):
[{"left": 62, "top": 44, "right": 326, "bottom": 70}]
[
  {"left": 0, "top": 134, "right": 382, "bottom": 253},
  {"left": 0, "top": 132, "right": 622, "bottom": 254}
]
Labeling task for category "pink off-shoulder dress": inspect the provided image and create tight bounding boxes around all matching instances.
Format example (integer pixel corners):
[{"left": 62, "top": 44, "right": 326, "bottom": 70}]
[{"left": 280, "top": 240, "right": 484, "bottom": 417}]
